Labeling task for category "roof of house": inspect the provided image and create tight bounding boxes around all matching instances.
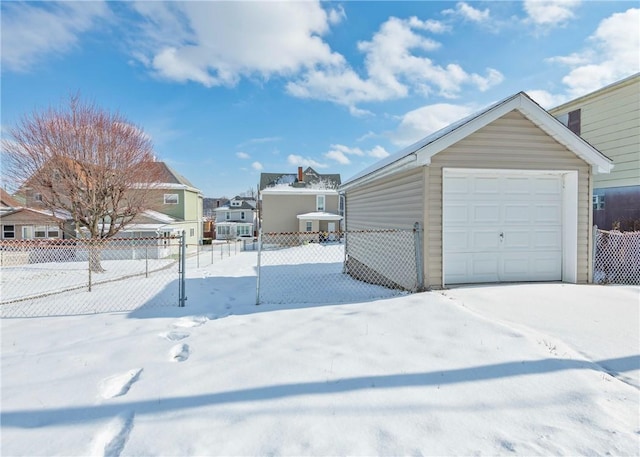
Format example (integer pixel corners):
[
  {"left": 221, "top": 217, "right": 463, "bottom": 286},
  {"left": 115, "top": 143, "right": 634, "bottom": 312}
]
[
  {"left": 0, "top": 206, "right": 73, "bottom": 221},
  {"left": 260, "top": 167, "right": 341, "bottom": 191},
  {"left": 215, "top": 201, "right": 256, "bottom": 211},
  {"left": 341, "top": 91, "right": 613, "bottom": 190},
  {"left": 549, "top": 72, "right": 640, "bottom": 114},
  {"left": 0, "top": 188, "right": 21, "bottom": 208},
  {"left": 144, "top": 162, "right": 197, "bottom": 188}
]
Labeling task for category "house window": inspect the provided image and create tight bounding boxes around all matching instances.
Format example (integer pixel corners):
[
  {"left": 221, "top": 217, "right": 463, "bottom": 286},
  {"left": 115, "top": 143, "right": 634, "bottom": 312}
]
[
  {"left": 35, "top": 225, "right": 58, "bottom": 238},
  {"left": 593, "top": 194, "right": 605, "bottom": 211},
  {"left": 3, "top": 225, "right": 15, "bottom": 239},
  {"left": 305, "top": 221, "right": 313, "bottom": 232},
  {"left": 34, "top": 193, "right": 43, "bottom": 202},
  {"left": 241, "top": 211, "right": 245, "bottom": 220},
  {"left": 164, "top": 194, "right": 179, "bottom": 205},
  {"left": 190, "top": 228, "right": 195, "bottom": 237},
  {"left": 226, "top": 212, "right": 230, "bottom": 220},
  {"left": 238, "top": 225, "right": 250, "bottom": 236},
  {"left": 316, "top": 195, "right": 325, "bottom": 212},
  {"left": 568, "top": 109, "right": 581, "bottom": 135}
]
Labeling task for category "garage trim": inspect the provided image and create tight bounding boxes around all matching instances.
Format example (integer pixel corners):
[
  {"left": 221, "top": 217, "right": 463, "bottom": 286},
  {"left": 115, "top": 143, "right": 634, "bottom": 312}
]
[{"left": 442, "top": 168, "right": 578, "bottom": 286}]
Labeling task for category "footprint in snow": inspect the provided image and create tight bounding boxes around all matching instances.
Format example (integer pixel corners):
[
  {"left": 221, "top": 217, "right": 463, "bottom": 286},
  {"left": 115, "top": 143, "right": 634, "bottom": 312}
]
[
  {"left": 173, "top": 316, "right": 208, "bottom": 328},
  {"left": 170, "top": 343, "right": 190, "bottom": 362},
  {"left": 90, "top": 410, "right": 135, "bottom": 457},
  {"left": 99, "top": 369, "right": 143, "bottom": 399},
  {"left": 159, "top": 330, "right": 190, "bottom": 341}
]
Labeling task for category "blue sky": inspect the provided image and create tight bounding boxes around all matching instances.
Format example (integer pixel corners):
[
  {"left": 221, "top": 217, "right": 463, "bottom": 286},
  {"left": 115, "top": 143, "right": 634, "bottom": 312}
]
[{"left": 1, "top": 1, "right": 638, "bottom": 198}]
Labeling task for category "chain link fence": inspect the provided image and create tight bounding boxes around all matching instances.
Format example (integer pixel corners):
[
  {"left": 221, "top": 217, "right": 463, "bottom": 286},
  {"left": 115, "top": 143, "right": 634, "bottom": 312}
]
[
  {"left": 257, "top": 228, "right": 420, "bottom": 305},
  {"left": 593, "top": 228, "right": 640, "bottom": 285},
  {"left": 189, "top": 239, "right": 251, "bottom": 268},
  {"left": 1, "top": 235, "right": 184, "bottom": 318}
]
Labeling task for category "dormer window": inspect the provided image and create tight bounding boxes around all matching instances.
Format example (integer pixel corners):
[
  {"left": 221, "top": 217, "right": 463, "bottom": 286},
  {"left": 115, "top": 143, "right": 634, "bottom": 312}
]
[
  {"left": 316, "top": 195, "right": 325, "bottom": 212},
  {"left": 231, "top": 201, "right": 241, "bottom": 207}
]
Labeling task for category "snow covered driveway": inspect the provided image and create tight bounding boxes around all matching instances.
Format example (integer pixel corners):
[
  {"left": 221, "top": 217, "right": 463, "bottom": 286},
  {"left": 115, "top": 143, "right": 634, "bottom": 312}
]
[{"left": 1, "top": 252, "right": 638, "bottom": 456}]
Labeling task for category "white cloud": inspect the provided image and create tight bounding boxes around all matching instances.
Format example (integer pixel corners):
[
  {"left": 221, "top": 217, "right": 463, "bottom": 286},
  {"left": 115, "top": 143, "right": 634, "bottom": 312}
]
[
  {"left": 525, "top": 90, "right": 569, "bottom": 109},
  {"left": 287, "top": 154, "right": 328, "bottom": 169},
  {"left": 390, "top": 103, "right": 476, "bottom": 147},
  {"left": 324, "top": 143, "right": 390, "bottom": 163},
  {"left": 1, "top": 1, "right": 110, "bottom": 72},
  {"left": 442, "top": 2, "right": 491, "bottom": 23},
  {"left": 523, "top": 0, "right": 581, "bottom": 26},
  {"left": 324, "top": 144, "right": 365, "bottom": 164},
  {"left": 369, "top": 146, "right": 390, "bottom": 159},
  {"left": 236, "top": 152, "right": 250, "bottom": 159},
  {"left": 549, "top": 8, "right": 640, "bottom": 97},
  {"left": 286, "top": 16, "right": 503, "bottom": 113},
  {"left": 251, "top": 161, "right": 263, "bottom": 171},
  {"left": 130, "top": 1, "right": 343, "bottom": 86}
]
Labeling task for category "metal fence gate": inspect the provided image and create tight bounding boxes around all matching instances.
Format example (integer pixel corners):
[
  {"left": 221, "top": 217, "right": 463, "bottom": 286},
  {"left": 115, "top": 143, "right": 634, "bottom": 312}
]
[{"left": 256, "top": 226, "right": 423, "bottom": 305}]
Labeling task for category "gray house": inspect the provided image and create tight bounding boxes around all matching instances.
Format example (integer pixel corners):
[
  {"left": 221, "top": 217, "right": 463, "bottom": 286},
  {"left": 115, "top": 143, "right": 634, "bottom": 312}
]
[{"left": 340, "top": 92, "right": 612, "bottom": 290}]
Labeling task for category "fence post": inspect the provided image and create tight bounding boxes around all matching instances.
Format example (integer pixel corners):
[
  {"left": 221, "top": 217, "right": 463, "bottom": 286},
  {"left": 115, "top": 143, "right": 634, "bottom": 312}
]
[
  {"left": 179, "top": 231, "right": 187, "bottom": 307},
  {"left": 414, "top": 222, "right": 425, "bottom": 292},
  {"left": 592, "top": 225, "right": 598, "bottom": 284},
  {"left": 145, "top": 243, "right": 149, "bottom": 278},
  {"left": 256, "top": 229, "right": 262, "bottom": 305},
  {"left": 196, "top": 238, "right": 200, "bottom": 268},
  {"left": 88, "top": 241, "right": 92, "bottom": 292}
]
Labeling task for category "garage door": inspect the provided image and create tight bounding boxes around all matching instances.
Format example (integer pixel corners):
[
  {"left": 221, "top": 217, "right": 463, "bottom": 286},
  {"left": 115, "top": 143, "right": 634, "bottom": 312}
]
[{"left": 443, "top": 170, "right": 563, "bottom": 284}]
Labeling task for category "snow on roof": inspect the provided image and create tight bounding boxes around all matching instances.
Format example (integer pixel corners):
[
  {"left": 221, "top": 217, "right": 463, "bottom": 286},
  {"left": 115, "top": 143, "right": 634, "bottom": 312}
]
[
  {"left": 261, "top": 185, "right": 339, "bottom": 195},
  {"left": 296, "top": 212, "right": 343, "bottom": 220},
  {"left": 140, "top": 209, "right": 178, "bottom": 224}
]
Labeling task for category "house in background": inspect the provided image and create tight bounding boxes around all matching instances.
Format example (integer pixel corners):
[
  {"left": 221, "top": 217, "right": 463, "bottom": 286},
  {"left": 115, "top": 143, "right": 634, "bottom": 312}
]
[
  {"left": 1, "top": 188, "right": 21, "bottom": 214},
  {"left": 0, "top": 207, "right": 74, "bottom": 240},
  {"left": 214, "top": 196, "right": 257, "bottom": 240},
  {"left": 260, "top": 167, "right": 342, "bottom": 239},
  {"left": 6, "top": 161, "right": 204, "bottom": 250},
  {"left": 341, "top": 92, "right": 611, "bottom": 290},
  {"left": 136, "top": 162, "right": 204, "bottom": 250},
  {"left": 549, "top": 73, "right": 640, "bottom": 230}
]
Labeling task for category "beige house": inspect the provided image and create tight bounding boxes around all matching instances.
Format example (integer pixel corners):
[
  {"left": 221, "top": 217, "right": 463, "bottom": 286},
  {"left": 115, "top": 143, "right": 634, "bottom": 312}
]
[
  {"left": 260, "top": 167, "right": 342, "bottom": 239},
  {"left": 0, "top": 207, "right": 73, "bottom": 240},
  {"left": 341, "top": 92, "right": 612, "bottom": 290},
  {"left": 549, "top": 73, "right": 640, "bottom": 230}
]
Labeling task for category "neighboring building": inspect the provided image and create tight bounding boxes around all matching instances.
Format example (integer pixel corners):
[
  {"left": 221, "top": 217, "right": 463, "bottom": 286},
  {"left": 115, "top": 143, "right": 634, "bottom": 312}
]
[
  {"left": 341, "top": 92, "right": 612, "bottom": 290},
  {"left": 214, "top": 196, "right": 257, "bottom": 240},
  {"left": 203, "top": 197, "right": 229, "bottom": 219},
  {"left": 134, "top": 162, "right": 204, "bottom": 250},
  {"left": 9, "top": 161, "right": 204, "bottom": 249},
  {"left": 549, "top": 73, "right": 640, "bottom": 230},
  {"left": 260, "top": 167, "right": 342, "bottom": 238},
  {"left": 1, "top": 188, "right": 22, "bottom": 214},
  {"left": 0, "top": 207, "right": 73, "bottom": 240}
]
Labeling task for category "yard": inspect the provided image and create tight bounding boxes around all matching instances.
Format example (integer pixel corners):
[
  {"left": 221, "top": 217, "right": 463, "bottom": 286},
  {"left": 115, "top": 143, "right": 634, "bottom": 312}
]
[{"left": 1, "top": 250, "right": 638, "bottom": 456}]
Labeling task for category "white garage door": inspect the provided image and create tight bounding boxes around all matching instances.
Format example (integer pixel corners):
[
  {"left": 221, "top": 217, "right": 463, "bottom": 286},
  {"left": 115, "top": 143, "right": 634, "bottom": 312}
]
[{"left": 443, "top": 170, "right": 563, "bottom": 284}]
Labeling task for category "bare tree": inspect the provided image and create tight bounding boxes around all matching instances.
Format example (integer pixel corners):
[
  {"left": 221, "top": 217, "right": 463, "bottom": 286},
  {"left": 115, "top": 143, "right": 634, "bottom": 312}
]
[{"left": 3, "top": 94, "right": 160, "bottom": 271}]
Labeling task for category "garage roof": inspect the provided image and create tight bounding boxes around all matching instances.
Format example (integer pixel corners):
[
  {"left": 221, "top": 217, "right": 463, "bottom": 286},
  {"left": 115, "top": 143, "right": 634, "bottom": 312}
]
[{"left": 341, "top": 91, "right": 613, "bottom": 190}]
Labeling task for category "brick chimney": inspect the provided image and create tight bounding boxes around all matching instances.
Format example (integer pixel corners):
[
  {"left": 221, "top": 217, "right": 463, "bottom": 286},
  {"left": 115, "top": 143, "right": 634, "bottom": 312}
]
[{"left": 297, "top": 166, "right": 304, "bottom": 182}]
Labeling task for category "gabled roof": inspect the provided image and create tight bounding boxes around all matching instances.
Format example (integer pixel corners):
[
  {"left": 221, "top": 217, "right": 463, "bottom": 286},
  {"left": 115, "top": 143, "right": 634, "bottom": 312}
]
[
  {"left": 145, "top": 162, "right": 196, "bottom": 187},
  {"left": 215, "top": 201, "right": 256, "bottom": 211},
  {"left": 260, "top": 167, "right": 341, "bottom": 190},
  {"left": 0, "top": 188, "right": 21, "bottom": 208},
  {"left": 341, "top": 91, "right": 613, "bottom": 189},
  {"left": 0, "top": 206, "right": 73, "bottom": 221}
]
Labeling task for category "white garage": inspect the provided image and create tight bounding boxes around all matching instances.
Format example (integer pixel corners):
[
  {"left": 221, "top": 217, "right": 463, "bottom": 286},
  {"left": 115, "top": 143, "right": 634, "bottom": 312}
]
[
  {"left": 341, "top": 92, "right": 613, "bottom": 290},
  {"left": 443, "top": 169, "right": 577, "bottom": 284}
]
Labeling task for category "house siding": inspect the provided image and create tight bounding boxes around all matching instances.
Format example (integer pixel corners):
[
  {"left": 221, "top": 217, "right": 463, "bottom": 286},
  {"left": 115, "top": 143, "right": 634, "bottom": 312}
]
[
  {"left": 344, "top": 168, "right": 423, "bottom": 291},
  {"left": 427, "top": 110, "right": 591, "bottom": 287},
  {"left": 261, "top": 193, "right": 339, "bottom": 233},
  {"left": 549, "top": 75, "right": 640, "bottom": 189}
]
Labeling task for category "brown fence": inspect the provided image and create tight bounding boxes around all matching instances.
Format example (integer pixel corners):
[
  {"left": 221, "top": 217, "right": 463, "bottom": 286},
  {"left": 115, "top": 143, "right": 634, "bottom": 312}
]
[{"left": 593, "top": 228, "right": 640, "bottom": 285}]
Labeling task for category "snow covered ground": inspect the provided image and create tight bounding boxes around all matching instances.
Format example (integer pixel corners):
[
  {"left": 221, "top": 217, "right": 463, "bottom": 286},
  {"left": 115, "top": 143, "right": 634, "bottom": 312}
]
[{"left": 1, "top": 251, "right": 639, "bottom": 456}]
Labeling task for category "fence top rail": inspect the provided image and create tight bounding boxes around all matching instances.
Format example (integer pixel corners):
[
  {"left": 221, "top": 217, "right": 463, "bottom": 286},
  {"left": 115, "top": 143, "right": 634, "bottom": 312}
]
[
  {"left": 0, "top": 235, "right": 181, "bottom": 247},
  {"left": 262, "top": 229, "right": 412, "bottom": 236},
  {"left": 596, "top": 229, "right": 640, "bottom": 236}
]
